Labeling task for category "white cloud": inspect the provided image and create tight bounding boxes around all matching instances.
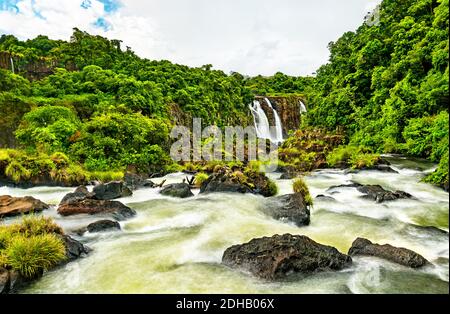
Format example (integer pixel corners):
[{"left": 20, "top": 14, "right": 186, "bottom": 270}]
[{"left": 0, "top": 0, "right": 382, "bottom": 76}]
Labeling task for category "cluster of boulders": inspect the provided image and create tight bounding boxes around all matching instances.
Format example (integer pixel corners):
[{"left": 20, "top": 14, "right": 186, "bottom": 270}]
[
  {"left": 221, "top": 234, "right": 430, "bottom": 280},
  {"left": 57, "top": 183, "right": 136, "bottom": 220}
]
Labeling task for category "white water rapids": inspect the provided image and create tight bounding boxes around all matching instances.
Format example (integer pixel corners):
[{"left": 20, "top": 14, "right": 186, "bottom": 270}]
[{"left": 1, "top": 156, "right": 448, "bottom": 293}]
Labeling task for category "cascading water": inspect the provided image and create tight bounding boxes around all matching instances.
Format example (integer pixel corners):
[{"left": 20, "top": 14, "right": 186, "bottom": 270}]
[
  {"left": 10, "top": 57, "right": 14, "bottom": 74},
  {"left": 249, "top": 100, "right": 272, "bottom": 140},
  {"left": 264, "top": 98, "right": 284, "bottom": 143},
  {"left": 300, "top": 101, "right": 307, "bottom": 114}
]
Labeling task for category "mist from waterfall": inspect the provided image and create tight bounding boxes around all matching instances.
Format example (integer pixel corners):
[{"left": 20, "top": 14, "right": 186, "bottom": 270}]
[{"left": 264, "top": 98, "right": 284, "bottom": 143}]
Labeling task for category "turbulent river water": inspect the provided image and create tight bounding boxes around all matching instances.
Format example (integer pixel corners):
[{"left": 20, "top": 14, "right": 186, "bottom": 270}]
[{"left": 1, "top": 156, "right": 448, "bottom": 293}]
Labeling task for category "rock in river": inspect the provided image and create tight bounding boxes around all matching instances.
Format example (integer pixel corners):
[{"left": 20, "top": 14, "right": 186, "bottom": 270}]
[
  {"left": 87, "top": 219, "right": 121, "bottom": 233},
  {"left": 222, "top": 234, "right": 352, "bottom": 280},
  {"left": 356, "top": 185, "right": 413, "bottom": 203},
  {"left": 58, "top": 199, "right": 136, "bottom": 220},
  {"left": 160, "top": 183, "right": 194, "bottom": 198},
  {"left": 60, "top": 186, "right": 93, "bottom": 206},
  {"left": 93, "top": 181, "right": 132, "bottom": 200},
  {"left": 0, "top": 195, "right": 49, "bottom": 218},
  {"left": 348, "top": 238, "right": 429, "bottom": 268},
  {"left": 260, "top": 193, "right": 310, "bottom": 227}
]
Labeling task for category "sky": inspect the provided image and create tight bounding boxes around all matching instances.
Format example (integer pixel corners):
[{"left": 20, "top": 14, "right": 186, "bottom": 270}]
[{"left": 0, "top": 0, "right": 381, "bottom": 76}]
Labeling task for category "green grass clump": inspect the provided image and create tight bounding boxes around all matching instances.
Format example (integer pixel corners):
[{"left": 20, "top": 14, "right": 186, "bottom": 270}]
[
  {"left": 89, "top": 170, "right": 124, "bottom": 182},
  {"left": 194, "top": 172, "right": 209, "bottom": 187},
  {"left": 293, "top": 177, "right": 313, "bottom": 206},
  {"left": 0, "top": 216, "right": 66, "bottom": 278},
  {"left": 5, "top": 234, "right": 66, "bottom": 278},
  {"left": 326, "top": 146, "right": 359, "bottom": 167},
  {"left": 10, "top": 215, "right": 64, "bottom": 236}
]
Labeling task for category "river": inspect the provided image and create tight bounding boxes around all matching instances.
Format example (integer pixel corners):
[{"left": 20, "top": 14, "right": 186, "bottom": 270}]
[{"left": 1, "top": 156, "right": 448, "bottom": 293}]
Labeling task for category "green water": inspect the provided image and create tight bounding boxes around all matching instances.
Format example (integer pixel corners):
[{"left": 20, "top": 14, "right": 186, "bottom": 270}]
[{"left": 2, "top": 156, "right": 448, "bottom": 294}]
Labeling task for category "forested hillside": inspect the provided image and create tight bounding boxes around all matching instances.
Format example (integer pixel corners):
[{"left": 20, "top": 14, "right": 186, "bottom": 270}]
[
  {"left": 0, "top": 0, "right": 448, "bottom": 188},
  {"left": 306, "top": 0, "right": 448, "bottom": 188}
]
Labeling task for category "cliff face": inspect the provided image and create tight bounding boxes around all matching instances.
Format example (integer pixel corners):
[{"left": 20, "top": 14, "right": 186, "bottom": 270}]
[
  {"left": 0, "top": 51, "right": 59, "bottom": 81},
  {"left": 255, "top": 95, "right": 306, "bottom": 136}
]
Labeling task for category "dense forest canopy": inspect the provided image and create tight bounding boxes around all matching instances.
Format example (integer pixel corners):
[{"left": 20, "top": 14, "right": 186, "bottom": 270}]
[{"left": 0, "top": 0, "right": 448, "bottom": 188}]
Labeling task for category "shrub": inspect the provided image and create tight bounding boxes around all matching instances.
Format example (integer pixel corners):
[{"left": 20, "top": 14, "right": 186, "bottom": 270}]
[
  {"left": 424, "top": 151, "right": 449, "bottom": 189},
  {"left": 326, "top": 145, "right": 381, "bottom": 169},
  {"left": 349, "top": 153, "right": 380, "bottom": 169},
  {"left": 326, "top": 146, "right": 359, "bottom": 167},
  {"left": 266, "top": 178, "right": 279, "bottom": 197},
  {"left": 5, "top": 160, "right": 31, "bottom": 182},
  {"left": 293, "top": 177, "right": 313, "bottom": 206},
  {"left": 5, "top": 234, "right": 66, "bottom": 278}
]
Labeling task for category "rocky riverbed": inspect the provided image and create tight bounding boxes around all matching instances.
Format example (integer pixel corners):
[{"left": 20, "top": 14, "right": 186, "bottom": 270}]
[{"left": 0, "top": 156, "right": 448, "bottom": 293}]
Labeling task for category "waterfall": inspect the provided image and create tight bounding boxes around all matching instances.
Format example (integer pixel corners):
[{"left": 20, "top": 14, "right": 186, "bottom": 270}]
[
  {"left": 249, "top": 100, "right": 271, "bottom": 140},
  {"left": 300, "top": 101, "right": 307, "bottom": 114},
  {"left": 264, "top": 98, "right": 284, "bottom": 143},
  {"left": 10, "top": 57, "right": 14, "bottom": 74}
]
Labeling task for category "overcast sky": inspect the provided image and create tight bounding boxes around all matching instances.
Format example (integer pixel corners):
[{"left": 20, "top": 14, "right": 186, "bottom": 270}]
[{"left": 0, "top": 0, "right": 380, "bottom": 76}]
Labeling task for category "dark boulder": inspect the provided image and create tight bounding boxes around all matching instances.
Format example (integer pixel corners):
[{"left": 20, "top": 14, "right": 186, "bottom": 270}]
[
  {"left": 59, "top": 235, "right": 91, "bottom": 261},
  {"left": 86, "top": 220, "right": 121, "bottom": 233},
  {"left": 160, "top": 183, "right": 194, "bottom": 198},
  {"left": 200, "top": 172, "right": 252, "bottom": 195},
  {"left": 261, "top": 193, "right": 310, "bottom": 227},
  {"left": 326, "top": 182, "right": 413, "bottom": 203},
  {"left": 222, "top": 234, "right": 352, "bottom": 280},
  {"left": 315, "top": 194, "right": 336, "bottom": 202},
  {"left": 0, "top": 195, "right": 49, "bottom": 218},
  {"left": 59, "top": 186, "right": 93, "bottom": 206},
  {"left": 356, "top": 185, "right": 413, "bottom": 203},
  {"left": 57, "top": 199, "right": 136, "bottom": 220},
  {"left": 348, "top": 238, "right": 429, "bottom": 268},
  {"left": 93, "top": 181, "right": 132, "bottom": 200},
  {"left": 124, "top": 173, "right": 155, "bottom": 190}
]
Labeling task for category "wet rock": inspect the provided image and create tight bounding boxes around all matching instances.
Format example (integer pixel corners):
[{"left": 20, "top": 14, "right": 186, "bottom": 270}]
[
  {"left": 222, "top": 234, "right": 352, "bottom": 280},
  {"left": 57, "top": 199, "right": 136, "bottom": 220},
  {"left": 348, "top": 238, "right": 429, "bottom": 268},
  {"left": 200, "top": 172, "right": 252, "bottom": 195},
  {"left": 344, "top": 164, "right": 398, "bottom": 174},
  {"left": 356, "top": 185, "right": 413, "bottom": 203},
  {"left": 59, "top": 186, "right": 93, "bottom": 206},
  {"left": 160, "top": 183, "right": 194, "bottom": 198},
  {"left": 261, "top": 193, "right": 310, "bottom": 227},
  {"left": 123, "top": 173, "right": 156, "bottom": 190},
  {"left": 327, "top": 182, "right": 363, "bottom": 192},
  {"left": 86, "top": 220, "right": 121, "bottom": 233},
  {"left": 326, "top": 182, "right": 413, "bottom": 203},
  {"left": 0, "top": 267, "right": 10, "bottom": 294},
  {"left": 0, "top": 195, "right": 49, "bottom": 218},
  {"left": 59, "top": 235, "right": 91, "bottom": 261},
  {"left": 93, "top": 181, "right": 132, "bottom": 200},
  {"left": 315, "top": 194, "right": 336, "bottom": 202}
]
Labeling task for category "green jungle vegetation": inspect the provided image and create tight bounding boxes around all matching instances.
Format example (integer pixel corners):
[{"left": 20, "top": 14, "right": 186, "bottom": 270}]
[{"left": 0, "top": 0, "right": 448, "bottom": 189}]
